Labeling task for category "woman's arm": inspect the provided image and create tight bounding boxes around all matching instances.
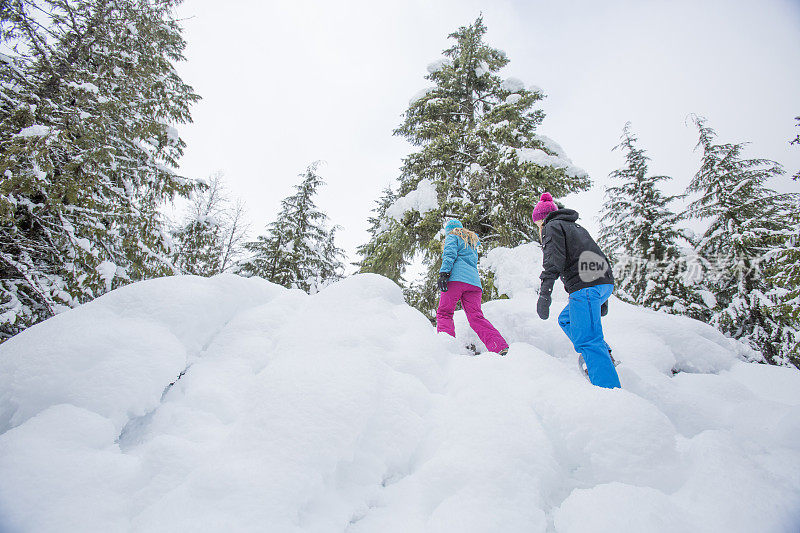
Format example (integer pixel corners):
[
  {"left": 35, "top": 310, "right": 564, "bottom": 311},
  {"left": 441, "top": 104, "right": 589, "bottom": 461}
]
[
  {"left": 539, "top": 222, "right": 566, "bottom": 295},
  {"left": 440, "top": 234, "right": 460, "bottom": 273}
]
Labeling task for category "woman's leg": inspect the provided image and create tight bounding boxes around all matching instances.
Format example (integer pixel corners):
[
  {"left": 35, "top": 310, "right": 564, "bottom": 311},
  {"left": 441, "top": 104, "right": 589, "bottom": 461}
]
[
  {"left": 436, "top": 281, "right": 467, "bottom": 336},
  {"left": 460, "top": 286, "right": 509, "bottom": 353},
  {"left": 568, "top": 285, "right": 620, "bottom": 388},
  {"left": 557, "top": 302, "right": 575, "bottom": 348}
]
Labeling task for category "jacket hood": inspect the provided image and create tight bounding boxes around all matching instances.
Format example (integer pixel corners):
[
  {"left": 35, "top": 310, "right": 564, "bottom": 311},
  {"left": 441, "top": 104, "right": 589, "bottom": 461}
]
[{"left": 544, "top": 208, "right": 579, "bottom": 225}]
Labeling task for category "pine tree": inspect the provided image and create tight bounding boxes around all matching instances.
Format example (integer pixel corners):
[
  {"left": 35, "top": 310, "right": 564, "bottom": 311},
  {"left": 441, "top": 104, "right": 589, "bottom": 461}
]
[
  {"left": 319, "top": 225, "right": 345, "bottom": 286},
  {"left": 686, "top": 116, "right": 795, "bottom": 365},
  {"left": 356, "top": 187, "right": 412, "bottom": 283},
  {"left": 599, "top": 124, "right": 706, "bottom": 317},
  {"left": 0, "top": 0, "right": 200, "bottom": 341},
  {"left": 763, "top": 204, "right": 800, "bottom": 368},
  {"left": 759, "top": 119, "right": 800, "bottom": 367},
  {"left": 791, "top": 116, "right": 800, "bottom": 181},
  {"left": 171, "top": 173, "right": 249, "bottom": 276},
  {"left": 359, "top": 16, "right": 591, "bottom": 316},
  {"left": 238, "top": 163, "right": 344, "bottom": 293}
]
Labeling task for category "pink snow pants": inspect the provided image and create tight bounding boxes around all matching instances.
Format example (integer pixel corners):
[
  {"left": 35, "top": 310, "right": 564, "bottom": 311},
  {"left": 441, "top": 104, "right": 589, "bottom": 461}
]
[{"left": 436, "top": 281, "right": 509, "bottom": 353}]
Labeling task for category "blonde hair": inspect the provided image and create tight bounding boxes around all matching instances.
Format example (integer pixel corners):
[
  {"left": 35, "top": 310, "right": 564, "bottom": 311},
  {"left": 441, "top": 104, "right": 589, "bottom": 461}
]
[{"left": 443, "top": 227, "right": 480, "bottom": 249}]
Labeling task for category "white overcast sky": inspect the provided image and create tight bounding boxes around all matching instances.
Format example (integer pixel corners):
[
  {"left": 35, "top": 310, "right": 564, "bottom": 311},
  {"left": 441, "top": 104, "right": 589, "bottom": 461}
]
[{"left": 173, "top": 0, "right": 800, "bottom": 266}]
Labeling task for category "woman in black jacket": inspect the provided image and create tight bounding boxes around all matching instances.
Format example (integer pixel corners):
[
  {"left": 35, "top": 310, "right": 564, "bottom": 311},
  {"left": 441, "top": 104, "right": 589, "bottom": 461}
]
[{"left": 531, "top": 193, "right": 620, "bottom": 389}]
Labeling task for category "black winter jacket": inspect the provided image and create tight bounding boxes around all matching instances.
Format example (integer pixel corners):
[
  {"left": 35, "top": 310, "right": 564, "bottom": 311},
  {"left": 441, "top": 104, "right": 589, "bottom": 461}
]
[{"left": 539, "top": 209, "right": 614, "bottom": 295}]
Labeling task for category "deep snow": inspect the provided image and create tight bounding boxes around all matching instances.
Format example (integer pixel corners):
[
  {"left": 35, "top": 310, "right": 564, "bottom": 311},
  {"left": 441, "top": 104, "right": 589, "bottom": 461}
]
[{"left": 0, "top": 243, "right": 799, "bottom": 533}]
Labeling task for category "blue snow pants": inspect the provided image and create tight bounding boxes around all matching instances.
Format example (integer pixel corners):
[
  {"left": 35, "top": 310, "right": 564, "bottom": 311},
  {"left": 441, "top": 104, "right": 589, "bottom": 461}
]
[{"left": 557, "top": 284, "right": 621, "bottom": 389}]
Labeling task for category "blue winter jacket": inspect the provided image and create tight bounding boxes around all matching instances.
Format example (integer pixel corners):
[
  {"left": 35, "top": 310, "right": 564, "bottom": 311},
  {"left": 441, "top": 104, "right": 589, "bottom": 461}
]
[{"left": 439, "top": 220, "right": 482, "bottom": 289}]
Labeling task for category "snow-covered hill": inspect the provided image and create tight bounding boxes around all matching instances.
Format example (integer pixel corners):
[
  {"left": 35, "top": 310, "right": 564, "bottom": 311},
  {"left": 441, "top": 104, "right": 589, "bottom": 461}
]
[{"left": 1, "top": 244, "right": 798, "bottom": 533}]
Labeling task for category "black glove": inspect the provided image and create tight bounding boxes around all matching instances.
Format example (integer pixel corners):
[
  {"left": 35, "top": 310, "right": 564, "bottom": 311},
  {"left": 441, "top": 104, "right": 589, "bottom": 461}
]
[
  {"left": 601, "top": 300, "right": 608, "bottom": 317},
  {"left": 438, "top": 272, "right": 450, "bottom": 292},
  {"left": 537, "top": 292, "right": 551, "bottom": 320}
]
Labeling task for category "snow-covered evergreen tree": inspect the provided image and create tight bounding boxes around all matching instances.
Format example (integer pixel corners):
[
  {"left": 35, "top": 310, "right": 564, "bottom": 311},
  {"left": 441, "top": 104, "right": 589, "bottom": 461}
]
[
  {"left": 762, "top": 117, "right": 800, "bottom": 365},
  {"left": 686, "top": 116, "right": 795, "bottom": 365},
  {"left": 239, "top": 163, "right": 344, "bottom": 293},
  {"left": 319, "top": 226, "right": 345, "bottom": 286},
  {"left": 763, "top": 197, "right": 800, "bottom": 368},
  {"left": 171, "top": 173, "right": 249, "bottom": 276},
  {"left": 359, "top": 16, "right": 591, "bottom": 316},
  {"left": 0, "top": 0, "right": 200, "bottom": 341},
  {"left": 356, "top": 187, "right": 412, "bottom": 283},
  {"left": 791, "top": 116, "right": 799, "bottom": 181},
  {"left": 599, "top": 124, "right": 706, "bottom": 317}
]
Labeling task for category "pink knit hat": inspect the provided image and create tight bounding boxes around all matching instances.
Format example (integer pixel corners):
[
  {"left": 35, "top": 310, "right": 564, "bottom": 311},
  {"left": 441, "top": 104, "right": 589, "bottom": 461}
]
[{"left": 531, "top": 192, "right": 558, "bottom": 222}]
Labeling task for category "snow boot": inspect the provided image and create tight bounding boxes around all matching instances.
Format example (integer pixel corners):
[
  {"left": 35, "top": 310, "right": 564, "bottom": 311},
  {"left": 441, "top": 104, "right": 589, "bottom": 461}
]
[
  {"left": 577, "top": 354, "right": 589, "bottom": 380},
  {"left": 579, "top": 349, "right": 619, "bottom": 382},
  {"left": 499, "top": 348, "right": 508, "bottom": 356}
]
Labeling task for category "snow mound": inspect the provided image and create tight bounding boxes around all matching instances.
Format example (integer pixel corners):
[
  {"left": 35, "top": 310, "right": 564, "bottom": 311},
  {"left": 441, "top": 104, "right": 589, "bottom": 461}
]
[
  {"left": 501, "top": 77, "right": 525, "bottom": 92},
  {"left": 67, "top": 81, "right": 100, "bottom": 94},
  {"left": 426, "top": 58, "right": 452, "bottom": 74},
  {"left": 409, "top": 86, "right": 435, "bottom": 106},
  {"left": 1, "top": 246, "right": 799, "bottom": 532},
  {"left": 518, "top": 145, "right": 589, "bottom": 179},
  {"left": 15, "top": 125, "right": 52, "bottom": 138},
  {"left": 533, "top": 134, "right": 569, "bottom": 159},
  {"left": 385, "top": 178, "right": 438, "bottom": 221}
]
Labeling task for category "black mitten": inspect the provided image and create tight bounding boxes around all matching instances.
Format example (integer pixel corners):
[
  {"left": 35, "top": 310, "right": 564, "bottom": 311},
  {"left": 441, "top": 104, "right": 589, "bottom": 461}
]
[
  {"left": 601, "top": 300, "right": 608, "bottom": 317},
  {"left": 537, "top": 292, "right": 552, "bottom": 320},
  {"left": 438, "top": 272, "right": 450, "bottom": 292}
]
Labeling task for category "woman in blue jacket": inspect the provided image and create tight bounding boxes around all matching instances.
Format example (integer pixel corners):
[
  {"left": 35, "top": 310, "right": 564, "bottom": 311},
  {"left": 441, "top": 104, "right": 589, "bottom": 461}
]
[{"left": 437, "top": 219, "right": 509, "bottom": 355}]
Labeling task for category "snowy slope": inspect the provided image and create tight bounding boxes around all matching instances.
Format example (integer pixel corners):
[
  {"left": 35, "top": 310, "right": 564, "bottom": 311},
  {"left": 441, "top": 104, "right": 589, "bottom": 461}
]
[{"left": 1, "top": 244, "right": 799, "bottom": 533}]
